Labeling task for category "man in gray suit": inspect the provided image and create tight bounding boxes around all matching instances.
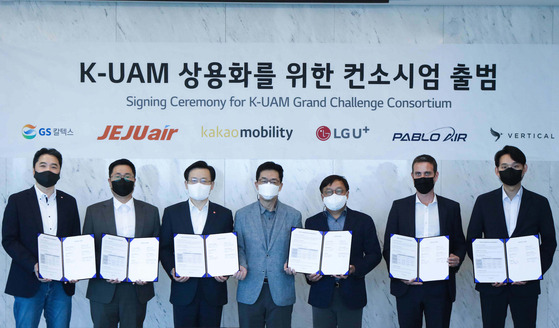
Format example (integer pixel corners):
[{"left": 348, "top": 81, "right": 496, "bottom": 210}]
[
  {"left": 83, "top": 159, "right": 160, "bottom": 328},
  {"left": 233, "top": 161, "right": 302, "bottom": 328}
]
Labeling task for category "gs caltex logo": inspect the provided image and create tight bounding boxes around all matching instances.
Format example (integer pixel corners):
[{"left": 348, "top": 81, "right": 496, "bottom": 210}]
[{"left": 22, "top": 124, "right": 37, "bottom": 139}]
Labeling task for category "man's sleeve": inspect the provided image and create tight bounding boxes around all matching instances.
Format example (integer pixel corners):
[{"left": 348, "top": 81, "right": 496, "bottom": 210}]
[
  {"left": 450, "top": 202, "right": 467, "bottom": 272},
  {"left": 234, "top": 212, "right": 247, "bottom": 269},
  {"left": 159, "top": 207, "right": 174, "bottom": 278},
  {"left": 466, "top": 197, "right": 484, "bottom": 261},
  {"left": 539, "top": 197, "right": 556, "bottom": 274},
  {"left": 353, "top": 216, "right": 382, "bottom": 277},
  {"left": 383, "top": 201, "right": 398, "bottom": 271},
  {"left": 2, "top": 194, "right": 37, "bottom": 272}
]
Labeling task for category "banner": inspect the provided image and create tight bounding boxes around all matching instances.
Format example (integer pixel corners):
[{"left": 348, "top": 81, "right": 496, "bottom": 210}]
[{"left": 1, "top": 43, "right": 557, "bottom": 160}]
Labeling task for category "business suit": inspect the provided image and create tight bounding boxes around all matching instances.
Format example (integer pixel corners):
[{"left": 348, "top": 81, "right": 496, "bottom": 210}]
[
  {"left": 305, "top": 208, "right": 382, "bottom": 327},
  {"left": 466, "top": 187, "right": 557, "bottom": 328},
  {"left": 83, "top": 198, "right": 160, "bottom": 328},
  {"left": 235, "top": 200, "right": 302, "bottom": 327},
  {"left": 383, "top": 194, "right": 466, "bottom": 328},
  {"left": 159, "top": 200, "right": 233, "bottom": 327}
]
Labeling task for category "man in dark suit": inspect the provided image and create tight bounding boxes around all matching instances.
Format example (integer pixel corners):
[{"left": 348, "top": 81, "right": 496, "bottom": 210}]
[
  {"left": 466, "top": 145, "right": 556, "bottom": 328},
  {"left": 305, "top": 175, "right": 382, "bottom": 328},
  {"left": 383, "top": 154, "right": 466, "bottom": 328},
  {"left": 83, "top": 158, "right": 160, "bottom": 328},
  {"left": 160, "top": 160, "right": 234, "bottom": 328},
  {"left": 2, "top": 148, "right": 81, "bottom": 327}
]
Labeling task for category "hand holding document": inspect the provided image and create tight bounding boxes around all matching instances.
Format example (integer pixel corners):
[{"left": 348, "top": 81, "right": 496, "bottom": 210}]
[
  {"left": 37, "top": 234, "right": 96, "bottom": 281},
  {"left": 389, "top": 234, "right": 449, "bottom": 282},
  {"left": 472, "top": 235, "right": 542, "bottom": 283},
  {"left": 100, "top": 234, "right": 159, "bottom": 282},
  {"left": 287, "top": 228, "right": 352, "bottom": 276},
  {"left": 174, "top": 232, "right": 239, "bottom": 278}
]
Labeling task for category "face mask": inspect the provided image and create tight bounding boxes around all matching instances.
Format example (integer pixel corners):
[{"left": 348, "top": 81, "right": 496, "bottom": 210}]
[
  {"left": 323, "top": 194, "right": 347, "bottom": 212},
  {"left": 111, "top": 179, "right": 135, "bottom": 197},
  {"left": 34, "top": 171, "right": 60, "bottom": 188},
  {"left": 499, "top": 167, "right": 523, "bottom": 186},
  {"left": 258, "top": 183, "right": 280, "bottom": 200},
  {"left": 188, "top": 183, "right": 212, "bottom": 201},
  {"left": 414, "top": 177, "right": 434, "bottom": 194}
]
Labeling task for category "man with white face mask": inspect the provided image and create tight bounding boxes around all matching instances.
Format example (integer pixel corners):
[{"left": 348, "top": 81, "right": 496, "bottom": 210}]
[
  {"left": 159, "top": 160, "right": 233, "bottom": 328},
  {"left": 233, "top": 161, "right": 302, "bottom": 328},
  {"left": 305, "top": 175, "right": 382, "bottom": 328}
]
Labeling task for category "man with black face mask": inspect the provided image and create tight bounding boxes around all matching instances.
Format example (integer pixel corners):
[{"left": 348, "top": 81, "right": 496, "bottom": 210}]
[
  {"left": 383, "top": 154, "right": 466, "bottom": 328},
  {"left": 83, "top": 159, "right": 160, "bottom": 328},
  {"left": 467, "top": 145, "right": 556, "bottom": 328},
  {"left": 2, "top": 148, "right": 81, "bottom": 327}
]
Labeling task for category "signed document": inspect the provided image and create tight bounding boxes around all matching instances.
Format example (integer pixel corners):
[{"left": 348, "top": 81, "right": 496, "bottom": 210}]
[
  {"left": 38, "top": 234, "right": 96, "bottom": 281},
  {"left": 100, "top": 234, "right": 159, "bottom": 282},
  {"left": 174, "top": 232, "right": 239, "bottom": 278},
  {"left": 389, "top": 234, "right": 449, "bottom": 282},
  {"left": 287, "top": 228, "right": 352, "bottom": 275},
  {"left": 472, "top": 235, "right": 542, "bottom": 283}
]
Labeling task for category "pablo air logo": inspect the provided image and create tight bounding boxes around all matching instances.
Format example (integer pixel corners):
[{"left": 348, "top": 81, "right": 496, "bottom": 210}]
[
  {"left": 316, "top": 126, "right": 369, "bottom": 141},
  {"left": 22, "top": 124, "right": 37, "bottom": 139}
]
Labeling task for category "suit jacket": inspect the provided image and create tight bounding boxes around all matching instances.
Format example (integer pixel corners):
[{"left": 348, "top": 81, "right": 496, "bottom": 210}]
[
  {"left": 305, "top": 208, "right": 382, "bottom": 309},
  {"left": 466, "top": 187, "right": 557, "bottom": 297},
  {"left": 235, "top": 200, "right": 302, "bottom": 306},
  {"left": 383, "top": 194, "right": 466, "bottom": 302},
  {"left": 2, "top": 186, "right": 81, "bottom": 297},
  {"left": 159, "top": 200, "right": 233, "bottom": 306},
  {"left": 83, "top": 198, "right": 160, "bottom": 304}
]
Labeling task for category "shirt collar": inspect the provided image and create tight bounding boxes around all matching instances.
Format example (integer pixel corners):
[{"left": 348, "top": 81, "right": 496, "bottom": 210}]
[
  {"left": 189, "top": 199, "right": 209, "bottom": 213},
  {"left": 113, "top": 196, "right": 134, "bottom": 209},
  {"left": 34, "top": 184, "right": 56, "bottom": 202},
  {"left": 259, "top": 201, "right": 277, "bottom": 214},
  {"left": 502, "top": 186, "right": 523, "bottom": 201},
  {"left": 324, "top": 207, "right": 348, "bottom": 220},
  {"left": 415, "top": 193, "right": 438, "bottom": 205}
]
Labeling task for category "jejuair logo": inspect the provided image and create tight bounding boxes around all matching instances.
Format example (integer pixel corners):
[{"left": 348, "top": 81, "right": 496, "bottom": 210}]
[
  {"left": 490, "top": 128, "right": 502, "bottom": 142},
  {"left": 22, "top": 124, "right": 37, "bottom": 139}
]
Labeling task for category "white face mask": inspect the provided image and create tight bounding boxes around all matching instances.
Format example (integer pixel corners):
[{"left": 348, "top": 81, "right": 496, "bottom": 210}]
[
  {"left": 258, "top": 183, "right": 280, "bottom": 200},
  {"left": 188, "top": 183, "right": 212, "bottom": 201},
  {"left": 323, "top": 194, "right": 347, "bottom": 211}
]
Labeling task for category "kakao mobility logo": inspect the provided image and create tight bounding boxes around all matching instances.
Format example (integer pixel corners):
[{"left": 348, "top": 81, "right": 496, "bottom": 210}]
[{"left": 22, "top": 124, "right": 37, "bottom": 139}]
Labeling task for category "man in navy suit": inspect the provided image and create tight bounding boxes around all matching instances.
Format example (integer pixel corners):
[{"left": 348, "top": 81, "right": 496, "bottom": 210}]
[
  {"left": 160, "top": 160, "right": 234, "bottom": 328},
  {"left": 467, "top": 145, "right": 556, "bottom": 328},
  {"left": 2, "top": 148, "right": 81, "bottom": 328},
  {"left": 305, "top": 175, "right": 382, "bottom": 328},
  {"left": 233, "top": 161, "right": 302, "bottom": 328},
  {"left": 383, "top": 154, "right": 466, "bottom": 328}
]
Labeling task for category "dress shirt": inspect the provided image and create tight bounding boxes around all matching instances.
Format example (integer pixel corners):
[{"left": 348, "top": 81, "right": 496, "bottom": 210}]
[
  {"left": 326, "top": 208, "right": 347, "bottom": 231},
  {"left": 502, "top": 186, "right": 523, "bottom": 237},
  {"left": 34, "top": 185, "right": 57, "bottom": 235},
  {"left": 113, "top": 197, "right": 136, "bottom": 238},
  {"left": 415, "top": 194, "right": 440, "bottom": 238},
  {"left": 189, "top": 199, "right": 209, "bottom": 235}
]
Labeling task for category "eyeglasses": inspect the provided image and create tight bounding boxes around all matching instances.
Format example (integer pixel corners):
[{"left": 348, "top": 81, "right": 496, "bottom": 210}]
[
  {"left": 111, "top": 174, "right": 134, "bottom": 181},
  {"left": 258, "top": 178, "right": 280, "bottom": 185},
  {"left": 323, "top": 188, "right": 346, "bottom": 197},
  {"left": 187, "top": 178, "right": 212, "bottom": 185},
  {"left": 499, "top": 163, "right": 523, "bottom": 171}
]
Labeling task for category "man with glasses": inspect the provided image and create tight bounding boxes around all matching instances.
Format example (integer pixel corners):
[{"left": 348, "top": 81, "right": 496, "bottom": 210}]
[
  {"left": 305, "top": 175, "right": 381, "bottom": 328},
  {"left": 383, "top": 154, "right": 466, "bottom": 328},
  {"left": 233, "top": 161, "right": 302, "bottom": 328},
  {"left": 83, "top": 159, "right": 160, "bottom": 328},
  {"left": 467, "top": 146, "right": 556, "bottom": 328},
  {"left": 160, "top": 160, "right": 233, "bottom": 328},
  {"left": 2, "top": 148, "right": 81, "bottom": 327}
]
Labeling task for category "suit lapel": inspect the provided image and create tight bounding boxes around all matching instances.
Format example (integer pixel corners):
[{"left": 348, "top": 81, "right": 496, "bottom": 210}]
[
  {"left": 493, "top": 188, "right": 509, "bottom": 236},
  {"left": 134, "top": 199, "right": 145, "bottom": 237},
  {"left": 201, "top": 201, "right": 216, "bottom": 235},
  {"left": 342, "top": 208, "right": 353, "bottom": 231},
  {"left": 512, "top": 188, "right": 531, "bottom": 237},
  {"left": 437, "top": 197, "right": 448, "bottom": 235},
  {"left": 183, "top": 201, "right": 195, "bottom": 234},
  {"left": 406, "top": 196, "right": 416, "bottom": 237},
  {"left": 27, "top": 187, "right": 44, "bottom": 234},
  {"left": 56, "top": 191, "right": 66, "bottom": 235},
  {"left": 268, "top": 201, "right": 286, "bottom": 250},
  {"left": 250, "top": 202, "right": 267, "bottom": 250},
  {"left": 103, "top": 200, "right": 117, "bottom": 235}
]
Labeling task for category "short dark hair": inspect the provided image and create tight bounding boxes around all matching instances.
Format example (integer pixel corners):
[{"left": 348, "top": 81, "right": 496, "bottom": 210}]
[
  {"left": 33, "top": 148, "right": 62, "bottom": 168},
  {"left": 256, "top": 161, "right": 284, "bottom": 182},
  {"left": 319, "top": 175, "right": 349, "bottom": 193},
  {"left": 494, "top": 145, "right": 526, "bottom": 167},
  {"left": 109, "top": 159, "right": 136, "bottom": 177},
  {"left": 412, "top": 154, "right": 437, "bottom": 173},
  {"left": 184, "top": 160, "right": 216, "bottom": 181}
]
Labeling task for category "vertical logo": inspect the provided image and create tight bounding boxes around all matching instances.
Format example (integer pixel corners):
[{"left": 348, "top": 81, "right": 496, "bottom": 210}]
[
  {"left": 22, "top": 124, "right": 37, "bottom": 139},
  {"left": 316, "top": 126, "right": 331, "bottom": 141}
]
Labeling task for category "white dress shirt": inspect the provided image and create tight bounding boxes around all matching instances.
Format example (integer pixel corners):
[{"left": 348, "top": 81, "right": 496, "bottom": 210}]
[
  {"left": 502, "top": 186, "right": 523, "bottom": 237},
  {"left": 113, "top": 197, "right": 136, "bottom": 238},
  {"left": 189, "top": 200, "right": 209, "bottom": 235},
  {"left": 415, "top": 194, "right": 440, "bottom": 238},
  {"left": 35, "top": 185, "right": 58, "bottom": 235}
]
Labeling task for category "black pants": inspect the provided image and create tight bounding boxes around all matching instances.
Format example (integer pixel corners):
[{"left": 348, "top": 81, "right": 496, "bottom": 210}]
[
  {"left": 90, "top": 283, "right": 147, "bottom": 328},
  {"left": 237, "top": 283, "right": 293, "bottom": 328},
  {"left": 480, "top": 292, "right": 538, "bottom": 328},
  {"left": 396, "top": 284, "right": 452, "bottom": 328},
  {"left": 173, "top": 286, "right": 223, "bottom": 328}
]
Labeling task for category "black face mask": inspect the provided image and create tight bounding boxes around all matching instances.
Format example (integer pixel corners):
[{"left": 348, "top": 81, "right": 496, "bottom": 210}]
[
  {"left": 34, "top": 171, "right": 60, "bottom": 188},
  {"left": 414, "top": 177, "right": 435, "bottom": 194},
  {"left": 499, "top": 167, "right": 523, "bottom": 186},
  {"left": 111, "top": 179, "right": 135, "bottom": 197}
]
